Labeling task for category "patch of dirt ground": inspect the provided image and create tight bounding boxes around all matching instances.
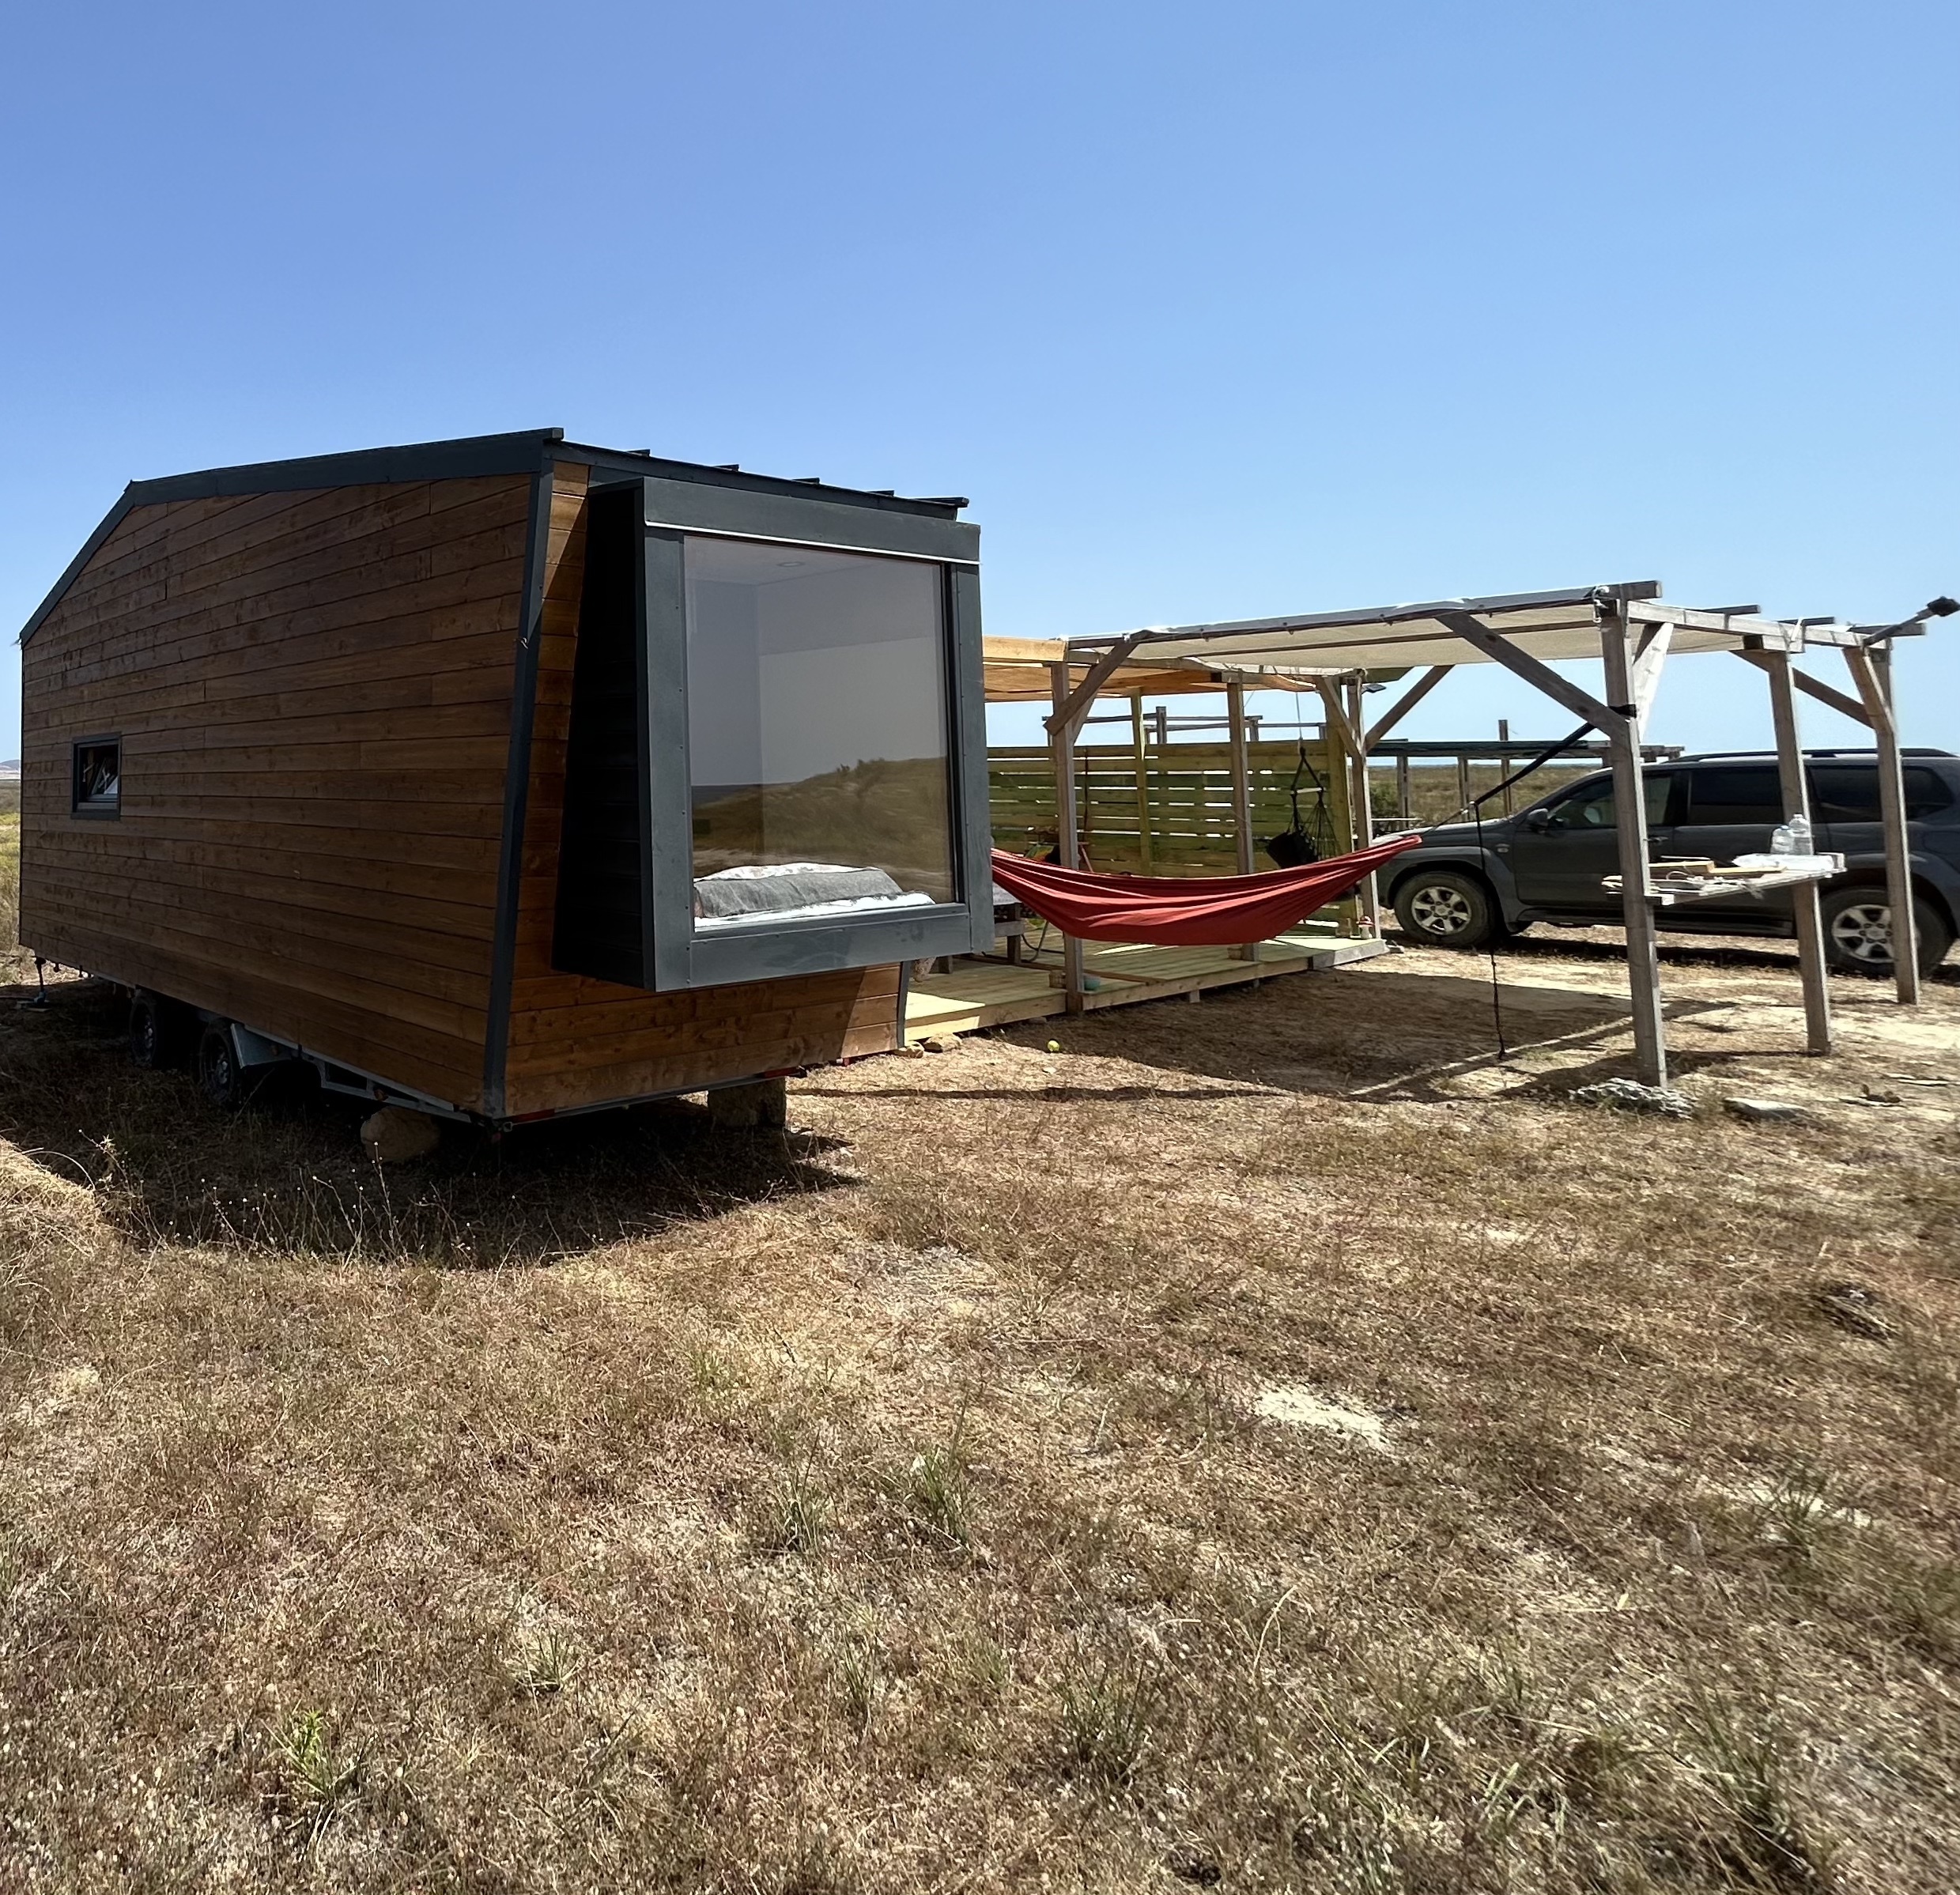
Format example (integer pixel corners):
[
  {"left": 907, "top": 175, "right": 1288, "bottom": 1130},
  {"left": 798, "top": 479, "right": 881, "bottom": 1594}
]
[{"left": 0, "top": 927, "right": 1955, "bottom": 1893}]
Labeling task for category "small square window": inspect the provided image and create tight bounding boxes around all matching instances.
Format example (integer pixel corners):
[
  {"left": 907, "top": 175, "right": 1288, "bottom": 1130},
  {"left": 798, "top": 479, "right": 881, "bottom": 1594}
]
[{"left": 73, "top": 738, "right": 120, "bottom": 816}]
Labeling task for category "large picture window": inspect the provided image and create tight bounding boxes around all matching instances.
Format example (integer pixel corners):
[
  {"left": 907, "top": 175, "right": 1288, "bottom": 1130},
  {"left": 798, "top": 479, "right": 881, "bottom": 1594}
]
[
  {"left": 552, "top": 477, "right": 989, "bottom": 995},
  {"left": 684, "top": 538, "right": 955, "bottom": 931}
]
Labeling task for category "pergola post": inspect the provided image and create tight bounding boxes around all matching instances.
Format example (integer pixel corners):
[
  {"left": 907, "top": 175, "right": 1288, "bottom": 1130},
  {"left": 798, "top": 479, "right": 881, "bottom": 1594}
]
[
  {"left": 1754, "top": 649, "right": 1833, "bottom": 1052},
  {"left": 1346, "top": 678, "right": 1379, "bottom": 931},
  {"left": 1226, "top": 677, "right": 1257, "bottom": 961},
  {"left": 1845, "top": 642, "right": 1920, "bottom": 1005},
  {"left": 1599, "top": 606, "right": 1669, "bottom": 1087},
  {"left": 1130, "top": 690, "right": 1153, "bottom": 871},
  {"left": 1048, "top": 660, "right": 1086, "bottom": 1008}
]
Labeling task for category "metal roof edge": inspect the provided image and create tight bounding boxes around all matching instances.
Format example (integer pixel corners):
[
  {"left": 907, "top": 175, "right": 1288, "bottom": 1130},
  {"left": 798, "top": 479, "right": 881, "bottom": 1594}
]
[
  {"left": 18, "top": 488, "right": 139, "bottom": 647},
  {"left": 554, "top": 441, "right": 970, "bottom": 519},
  {"left": 1067, "top": 582, "right": 1662, "bottom": 651},
  {"left": 123, "top": 428, "right": 568, "bottom": 507},
  {"left": 19, "top": 429, "right": 568, "bottom": 649}
]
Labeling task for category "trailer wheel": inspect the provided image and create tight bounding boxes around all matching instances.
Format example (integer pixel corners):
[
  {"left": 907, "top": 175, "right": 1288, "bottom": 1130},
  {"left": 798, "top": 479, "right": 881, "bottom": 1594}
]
[
  {"left": 196, "top": 1023, "right": 246, "bottom": 1110},
  {"left": 129, "top": 992, "right": 189, "bottom": 1070}
]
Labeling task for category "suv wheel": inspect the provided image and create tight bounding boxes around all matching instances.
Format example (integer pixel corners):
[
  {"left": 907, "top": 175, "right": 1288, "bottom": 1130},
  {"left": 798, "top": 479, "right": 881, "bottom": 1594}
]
[
  {"left": 1820, "top": 888, "right": 1954, "bottom": 976},
  {"left": 1393, "top": 869, "right": 1503, "bottom": 950}
]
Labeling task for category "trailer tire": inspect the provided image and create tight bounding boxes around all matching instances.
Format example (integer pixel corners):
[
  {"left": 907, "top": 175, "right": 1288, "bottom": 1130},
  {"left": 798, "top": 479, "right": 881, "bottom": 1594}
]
[
  {"left": 129, "top": 992, "right": 189, "bottom": 1070},
  {"left": 196, "top": 1023, "right": 247, "bottom": 1111}
]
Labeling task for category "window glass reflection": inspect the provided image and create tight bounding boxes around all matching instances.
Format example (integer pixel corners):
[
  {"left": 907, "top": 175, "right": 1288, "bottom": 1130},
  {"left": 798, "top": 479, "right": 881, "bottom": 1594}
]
[{"left": 685, "top": 538, "right": 954, "bottom": 928}]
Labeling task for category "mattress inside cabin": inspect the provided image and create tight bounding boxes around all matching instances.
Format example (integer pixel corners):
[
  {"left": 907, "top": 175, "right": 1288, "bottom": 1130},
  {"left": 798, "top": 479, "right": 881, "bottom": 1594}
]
[{"left": 692, "top": 863, "right": 938, "bottom": 930}]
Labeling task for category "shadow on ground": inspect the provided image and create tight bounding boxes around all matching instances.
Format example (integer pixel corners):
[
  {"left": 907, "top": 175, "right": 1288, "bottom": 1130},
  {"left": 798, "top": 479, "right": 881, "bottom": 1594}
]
[
  {"left": 0, "top": 979, "right": 853, "bottom": 1266},
  {"left": 971, "top": 962, "right": 1730, "bottom": 1103}
]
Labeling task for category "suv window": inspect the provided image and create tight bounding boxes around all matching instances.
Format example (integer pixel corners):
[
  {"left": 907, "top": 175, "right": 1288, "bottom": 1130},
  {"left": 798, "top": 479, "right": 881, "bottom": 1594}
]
[
  {"left": 1540, "top": 772, "right": 1672, "bottom": 832},
  {"left": 1684, "top": 765, "right": 1784, "bottom": 825},
  {"left": 1811, "top": 764, "right": 1954, "bottom": 821}
]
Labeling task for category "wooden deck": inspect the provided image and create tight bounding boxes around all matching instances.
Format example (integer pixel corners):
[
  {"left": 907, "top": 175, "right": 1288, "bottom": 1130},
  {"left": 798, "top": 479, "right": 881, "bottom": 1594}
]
[{"left": 902, "top": 926, "right": 1390, "bottom": 1041}]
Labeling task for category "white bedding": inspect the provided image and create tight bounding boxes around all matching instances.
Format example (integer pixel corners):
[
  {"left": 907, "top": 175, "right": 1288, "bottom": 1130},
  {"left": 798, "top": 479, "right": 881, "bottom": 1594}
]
[
  {"left": 693, "top": 889, "right": 936, "bottom": 930},
  {"left": 693, "top": 862, "right": 938, "bottom": 930}
]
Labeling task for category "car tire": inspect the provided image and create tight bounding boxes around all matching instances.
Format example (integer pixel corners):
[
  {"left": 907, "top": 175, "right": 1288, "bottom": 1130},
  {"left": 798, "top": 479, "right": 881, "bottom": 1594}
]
[
  {"left": 1819, "top": 887, "right": 1954, "bottom": 976},
  {"left": 1392, "top": 869, "right": 1504, "bottom": 950},
  {"left": 129, "top": 991, "right": 190, "bottom": 1070},
  {"left": 195, "top": 1023, "right": 247, "bottom": 1110}
]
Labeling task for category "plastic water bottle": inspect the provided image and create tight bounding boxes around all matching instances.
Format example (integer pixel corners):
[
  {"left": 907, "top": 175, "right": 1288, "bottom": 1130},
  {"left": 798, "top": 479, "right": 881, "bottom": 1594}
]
[{"left": 1769, "top": 813, "right": 1812, "bottom": 857}]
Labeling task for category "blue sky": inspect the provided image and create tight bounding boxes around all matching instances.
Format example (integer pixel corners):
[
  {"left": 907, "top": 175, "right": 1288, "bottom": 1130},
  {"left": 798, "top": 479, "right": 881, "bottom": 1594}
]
[{"left": 2, "top": 2, "right": 1953, "bottom": 758}]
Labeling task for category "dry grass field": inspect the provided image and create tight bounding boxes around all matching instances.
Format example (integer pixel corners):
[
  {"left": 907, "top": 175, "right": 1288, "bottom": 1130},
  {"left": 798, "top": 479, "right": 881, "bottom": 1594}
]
[{"left": 2, "top": 895, "right": 1956, "bottom": 1890}]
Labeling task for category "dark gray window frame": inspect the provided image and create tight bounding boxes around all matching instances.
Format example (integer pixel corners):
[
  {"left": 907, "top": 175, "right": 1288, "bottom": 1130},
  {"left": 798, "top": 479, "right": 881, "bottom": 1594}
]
[
  {"left": 610, "top": 477, "right": 992, "bottom": 992},
  {"left": 70, "top": 733, "right": 122, "bottom": 819}
]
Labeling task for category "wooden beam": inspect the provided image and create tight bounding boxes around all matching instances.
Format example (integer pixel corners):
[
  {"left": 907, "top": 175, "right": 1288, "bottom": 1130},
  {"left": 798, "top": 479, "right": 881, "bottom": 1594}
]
[
  {"left": 1043, "top": 633, "right": 1146, "bottom": 739},
  {"left": 1346, "top": 676, "right": 1381, "bottom": 932},
  {"left": 1750, "top": 649, "right": 1833, "bottom": 1054},
  {"left": 1363, "top": 664, "right": 1452, "bottom": 750},
  {"left": 1432, "top": 610, "right": 1627, "bottom": 735},
  {"left": 1845, "top": 644, "right": 1920, "bottom": 1003},
  {"left": 1130, "top": 692, "right": 1153, "bottom": 872},
  {"left": 1227, "top": 678, "right": 1257, "bottom": 961},
  {"left": 982, "top": 636, "right": 1069, "bottom": 664},
  {"left": 1629, "top": 618, "right": 1673, "bottom": 731},
  {"left": 1734, "top": 650, "right": 1872, "bottom": 727},
  {"left": 1313, "top": 677, "right": 1365, "bottom": 762},
  {"left": 1599, "top": 606, "right": 1668, "bottom": 1087},
  {"left": 1049, "top": 662, "right": 1085, "bottom": 1006}
]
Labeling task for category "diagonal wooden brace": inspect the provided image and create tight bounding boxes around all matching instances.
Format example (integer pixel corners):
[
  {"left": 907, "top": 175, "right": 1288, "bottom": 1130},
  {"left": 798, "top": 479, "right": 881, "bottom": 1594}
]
[
  {"left": 1043, "top": 633, "right": 1146, "bottom": 740},
  {"left": 1734, "top": 650, "right": 1871, "bottom": 727},
  {"left": 1363, "top": 664, "right": 1452, "bottom": 749},
  {"left": 1313, "top": 677, "right": 1365, "bottom": 761},
  {"left": 1432, "top": 611, "right": 1630, "bottom": 736}
]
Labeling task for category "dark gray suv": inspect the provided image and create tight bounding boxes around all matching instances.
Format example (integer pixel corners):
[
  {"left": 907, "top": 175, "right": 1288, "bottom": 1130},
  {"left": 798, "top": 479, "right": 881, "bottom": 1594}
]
[{"left": 1384, "top": 749, "right": 1960, "bottom": 974}]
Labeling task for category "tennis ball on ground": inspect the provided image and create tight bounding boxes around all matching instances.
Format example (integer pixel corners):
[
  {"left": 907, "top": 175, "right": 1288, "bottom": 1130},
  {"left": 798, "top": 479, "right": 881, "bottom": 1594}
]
[{"left": 1046, "top": 1040, "right": 1062, "bottom": 1053}]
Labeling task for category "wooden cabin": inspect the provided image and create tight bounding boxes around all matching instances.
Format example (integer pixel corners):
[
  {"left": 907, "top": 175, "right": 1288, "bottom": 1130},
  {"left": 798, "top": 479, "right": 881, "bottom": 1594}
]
[{"left": 18, "top": 430, "right": 992, "bottom": 1123}]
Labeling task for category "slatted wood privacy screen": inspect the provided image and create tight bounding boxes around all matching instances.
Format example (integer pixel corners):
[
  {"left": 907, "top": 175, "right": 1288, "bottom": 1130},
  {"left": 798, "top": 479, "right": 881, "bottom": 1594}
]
[{"left": 990, "top": 738, "right": 1352, "bottom": 876}]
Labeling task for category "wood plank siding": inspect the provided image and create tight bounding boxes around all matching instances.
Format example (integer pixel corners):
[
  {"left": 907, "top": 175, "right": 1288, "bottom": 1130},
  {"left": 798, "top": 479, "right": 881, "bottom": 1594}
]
[
  {"left": 21, "top": 475, "right": 533, "bottom": 1110},
  {"left": 498, "top": 462, "right": 902, "bottom": 1117}
]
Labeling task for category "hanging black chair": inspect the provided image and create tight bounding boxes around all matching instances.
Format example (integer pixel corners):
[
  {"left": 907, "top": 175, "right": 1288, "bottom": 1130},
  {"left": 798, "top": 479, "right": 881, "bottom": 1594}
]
[{"left": 1262, "top": 742, "right": 1330, "bottom": 868}]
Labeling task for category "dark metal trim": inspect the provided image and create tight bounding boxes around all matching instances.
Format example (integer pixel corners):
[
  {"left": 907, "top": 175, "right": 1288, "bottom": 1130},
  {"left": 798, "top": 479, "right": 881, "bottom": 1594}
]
[
  {"left": 123, "top": 428, "right": 566, "bottom": 508},
  {"left": 639, "top": 475, "right": 978, "bottom": 563},
  {"left": 19, "top": 494, "right": 138, "bottom": 647},
  {"left": 70, "top": 732, "right": 123, "bottom": 820},
  {"left": 20, "top": 428, "right": 972, "bottom": 650},
  {"left": 947, "top": 564, "right": 998, "bottom": 955},
  {"left": 17, "top": 430, "right": 566, "bottom": 651},
  {"left": 682, "top": 904, "right": 986, "bottom": 987},
  {"left": 557, "top": 441, "right": 968, "bottom": 520},
  {"left": 482, "top": 470, "right": 557, "bottom": 1116},
  {"left": 634, "top": 487, "right": 992, "bottom": 990},
  {"left": 642, "top": 526, "right": 693, "bottom": 994}
]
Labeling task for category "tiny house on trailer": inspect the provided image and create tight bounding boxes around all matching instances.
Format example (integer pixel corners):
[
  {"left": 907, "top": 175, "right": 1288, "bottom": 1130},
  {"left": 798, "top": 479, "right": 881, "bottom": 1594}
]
[{"left": 17, "top": 430, "right": 994, "bottom": 1124}]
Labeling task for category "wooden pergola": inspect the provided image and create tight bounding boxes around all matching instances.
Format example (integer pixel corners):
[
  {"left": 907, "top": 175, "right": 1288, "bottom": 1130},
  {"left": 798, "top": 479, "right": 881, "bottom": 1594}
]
[
  {"left": 984, "top": 636, "right": 1336, "bottom": 993},
  {"left": 1051, "top": 584, "right": 1953, "bottom": 1087}
]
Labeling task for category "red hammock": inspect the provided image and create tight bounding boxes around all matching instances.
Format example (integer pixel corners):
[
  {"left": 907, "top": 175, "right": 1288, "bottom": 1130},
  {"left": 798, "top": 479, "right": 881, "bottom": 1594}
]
[{"left": 991, "top": 835, "right": 1422, "bottom": 947}]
